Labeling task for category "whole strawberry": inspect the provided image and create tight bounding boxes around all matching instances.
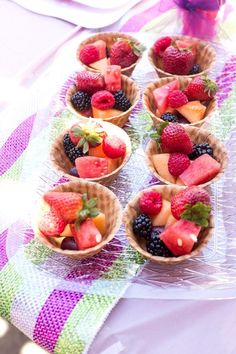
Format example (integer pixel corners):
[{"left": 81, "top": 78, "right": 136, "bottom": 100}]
[
  {"left": 110, "top": 40, "right": 144, "bottom": 68},
  {"left": 76, "top": 71, "right": 105, "bottom": 95},
  {"left": 38, "top": 207, "right": 67, "bottom": 236},
  {"left": 152, "top": 123, "right": 193, "bottom": 154},
  {"left": 171, "top": 187, "right": 211, "bottom": 226},
  {"left": 185, "top": 76, "right": 218, "bottom": 101},
  {"left": 163, "top": 46, "right": 194, "bottom": 75},
  {"left": 168, "top": 153, "right": 190, "bottom": 177}
]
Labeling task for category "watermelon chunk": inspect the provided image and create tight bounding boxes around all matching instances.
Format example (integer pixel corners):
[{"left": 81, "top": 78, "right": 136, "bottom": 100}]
[
  {"left": 74, "top": 219, "right": 102, "bottom": 250},
  {"left": 104, "top": 65, "right": 121, "bottom": 92},
  {"left": 160, "top": 219, "right": 201, "bottom": 256},
  {"left": 75, "top": 156, "right": 108, "bottom": 178},
  {"left": 153, "top": 80, "right": 179, "bottom": 115},
  {"left": 179, "top": 154, "right": 220, "bottom": 186}
]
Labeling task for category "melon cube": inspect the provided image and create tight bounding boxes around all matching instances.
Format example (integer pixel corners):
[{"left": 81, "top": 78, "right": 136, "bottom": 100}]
[
  {"left": 151, "top": 199, "right": 171, "bottom": 226},
  {"left": 152, "top": 154, "right": 176, "bottom": 184},
  {"left": 177, "top": 101, "right": 206, "bottom": 123}
]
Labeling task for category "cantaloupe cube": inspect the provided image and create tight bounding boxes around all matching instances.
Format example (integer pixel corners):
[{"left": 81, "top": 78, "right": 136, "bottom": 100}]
[
  {"left": 177, "top": 101, "right": 206, "bottom": 123},
  {"left": 152, "top": 154, "right": 176, "bottom": 184},
  {"left": 151, "top": 200, "right": 171, "bottom": 226},
  {"left": 92, "top": 212, "right": 106, "bottom": 235},
  {"left": 60, "top": 224, "right": 73, "bottom": 237},
  {"left": 92, "top": 107, "right": 123, "bottom": 118},
  {"left": 90, "top": 58, "right": 108, "bottom": 72},
  {"left": 165, "top": 214, "right": 177, "bottom": 228},
  {"left": 107, "top": 158, "right": 119, "bottom": 173},
  {"left": 89, "top": 144, "right": 106, "bottom": 158}
]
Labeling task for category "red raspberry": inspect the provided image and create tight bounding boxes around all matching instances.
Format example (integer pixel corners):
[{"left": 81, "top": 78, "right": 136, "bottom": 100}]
[
  {"left": 79, "top": 44, "right": 100, "bottom": 65},
  {"left": 168, "top": 90, "right": 188, "bottom": 108},
  {"left": 139, "top": 191, "right": 163, "bottom": 216},
  {"left": 168, "top": 153, "right": 190, "bottom": 177},
  {"left": 91, "top": 90, "right": 115, "bottom": 110},
  {"left": 153, "top": 36, "right": 172, "bottom": 57}
]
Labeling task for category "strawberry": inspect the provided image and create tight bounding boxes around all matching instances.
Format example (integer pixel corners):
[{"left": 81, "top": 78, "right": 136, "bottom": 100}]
[
  {"left": 163, "top": 46, "right": 194, "bottom": 75},
  {"left": 168, "top": 153, "right": 190, "bottom": 177},
  {"left": 91, "top": 90, "right": 115, "bottom": 110},
  {"left": 76, "top": 71, "right": 105, "bottom": 95},
  {"left": 168, "top": 90, "right": 188, "bottom": 108},
  {"left": 110, "top": 40, "right": 145, "bottom": 68},
  {"left": 153, "top": 36, "right": 172, "bottom": 57},
  {"left": 171, "top": 187, "right": 211, "bottom": 226},
  {"left": 102, "top": 135, "right": 126, "bottom": 158},
  {"left": 151, "top": 123, "right": 193, "bottom": 155},
  {"left": 74, "top": 219, "right": 102, "bottom": 250},
  {"left": 43, "top": 192, "right": 82, "bottom": 223},
  {"left": 185, "top": 76, "right": 218, "bottom": 101},
  {"left": 38, "top": 207, "right": 67, "bottom": 236},
  {"left": 79, "top": 44, "right": 100, "bottom": 65},
  {"left": 139, "top": 191, "right": 162, "bottom": 216}
]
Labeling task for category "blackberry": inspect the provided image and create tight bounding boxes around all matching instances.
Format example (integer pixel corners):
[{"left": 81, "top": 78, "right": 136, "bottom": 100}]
[
  {"left": 161, "top": 112, "right": 178, "bottom": 123},
  {"left": 63, "top": 133, "right": 87, "bottom": 164},
  {"left": 189, "top": 64, "right": 201, "bottom": 75},
  {"left": 188, "top": 143, "right": 213, "bottom": 160},
  {"left": 133, "top": 214, "right": 152, "bottom": 239},
  {"left": 146, "top": 228, "right": 173, "bottom": 257},
  {"left": 113, "top": 91, "right": 131, "bottom": 111},
  {"left": 71, "top": 91, "right": 91, "bottom": 111}
]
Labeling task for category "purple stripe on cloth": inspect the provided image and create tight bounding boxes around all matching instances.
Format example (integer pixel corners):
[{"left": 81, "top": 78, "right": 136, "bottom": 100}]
[
  {"left": 0, "top": 230, "right": 8, "bottom": 271},
  {"left": 33, "top": 290, "right": 82, "bottom": 353},
  {"left": 23, "top": 228, "right": 34, "bottom": 244},
  {"left": 0, "top": 114, "right": 35, "bottom": 176},
  {"left": 216, "top": 55, "right": 236, "bottom": 107}
]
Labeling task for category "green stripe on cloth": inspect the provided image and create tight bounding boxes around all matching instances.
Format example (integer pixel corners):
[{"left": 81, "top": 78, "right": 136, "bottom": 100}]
[
  {"left": 24, "top": 239, "right": 53, "bottom": 265},
  {"left": 0, "top": 154, "right": 26, "bottom": 182}
]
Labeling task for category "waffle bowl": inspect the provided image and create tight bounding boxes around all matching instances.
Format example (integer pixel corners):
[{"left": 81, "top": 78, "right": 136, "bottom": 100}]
[
  {"left": 76, "top": 31, "right": 143, "bottom": 77},
  {"left": 50, "top": 120, "right": 132, "bottom": 186},
  {"left": 146, "top": 125, "right": 228, "bottom": 188},
  {"left": 143, "top": 76, "right": 217, "bottom": 127},
  {"left": 123, "top": 184, "right": 214, "bottom": 265},
  {"left": 66, "top": 74, "right": 140, "bottom": 127},
  {"left": 148, "top": 35, "right": 216, "bottom": 79},
  {"left": 35, "top": 180, "right": 122, "bottom": 259}
]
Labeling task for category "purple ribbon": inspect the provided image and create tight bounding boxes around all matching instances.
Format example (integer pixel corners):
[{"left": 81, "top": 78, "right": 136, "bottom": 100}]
[{"left": 173, "top": 0, "right": 220, "bottom": 11}]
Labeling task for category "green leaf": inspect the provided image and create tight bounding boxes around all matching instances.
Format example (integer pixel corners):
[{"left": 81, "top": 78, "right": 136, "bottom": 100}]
[
  {"left": 181, "top": 202, "right": 211, "bottom": 227},
  {"left": 82, "top": 193, "right": 87, "bottom": 204},
  {"left": 89, "top": 208, "right": 100, "bottom": 217},
  {"left": 83, "top": 141, "right": 89, "bottom": 154},
  {"left": 72, "top": 127, "right": 84, "bottom": 137},
  {"left": 86, "top": 197, "right": 97, "bottom": 209},
  {"left": 77, "top": 137, "right": 85, "bottom": 147},
  {"left": 132, "top": 43, "right": 146, "bottom": 56}
]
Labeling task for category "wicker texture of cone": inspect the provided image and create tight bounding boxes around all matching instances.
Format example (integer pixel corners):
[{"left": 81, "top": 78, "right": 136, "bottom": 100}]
[
  {"left": 66, "top": 75, "right": 140, "bottom": 127},
  {"left": 123, "top": 185, "right": 214, "bottom": 264},
  {"left": 76, "top": 32, "right": 143, "bottom": 77},
  {"left": 146, "top": 125, "right": 228, "bottom": 188},
  {"left": 148, "top": 35, "right": 216, "bottom": 79},
  {"left": 35, "top": 180, "right": 122, "bottom": 259},
  {"left": 50, "top": 121, "right": 132, "bottom": 186},
  {"left": 143, "top": 76, "right": 216, "bottom": 127}
]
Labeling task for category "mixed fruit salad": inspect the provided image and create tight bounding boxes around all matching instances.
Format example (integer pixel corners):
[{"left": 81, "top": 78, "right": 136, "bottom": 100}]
[
  {"left": 132, "top": 187, "right": 212, "bottom": 258},
  {"left": 63, "top": 121, "right": 127, "bottom": 179},
  {"left": 78, "top": 37, "right": 145, "bottom": 71},
  {"left": 70, "top": 70, "right": 133, "bottom": 119},
  {"left": 149, "top": 122, "right": 221, "bottom": 186},
  {"left": 152, "top": 36, "right": 205, "bottom": 76},
  {"left": 151, "top": 76, "right": 218, "bottom": 124},
  {"left": 38, "top": 191, "right": 106, "bottom": 251}
]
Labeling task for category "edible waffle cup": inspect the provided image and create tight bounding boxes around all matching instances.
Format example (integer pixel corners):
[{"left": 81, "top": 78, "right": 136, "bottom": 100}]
[
  {"left": 35, "top": 180, "right": 122, "bottom": 259},
  {"left": 143, "top": 76, "right": 216, "bottom": 127},
  {"left": 76, "top": 31, "right": 143, "bottom": 77},
  {"left": 148, "top": 35, "right": 216, "bottom": 79},
  {"left": 146, "top": 125, "right": 228, "bottom": 188},
  {"left": 50, "top": 121, "right": 132, "bottom": 186},
  {"left": 66, "top": 74, "right": 140, "bottom": 127},
  {"left": 123, "top": 184, "right": 214, "bottom": 264}
]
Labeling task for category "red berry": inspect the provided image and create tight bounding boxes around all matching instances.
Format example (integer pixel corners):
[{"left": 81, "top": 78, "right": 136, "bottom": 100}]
[
  {"left": 76, "top": 71, "right": 105, "bottom": 95},
  {"left": 91, "top": 90, "right": 115, "bottom": 110},
  {"left": 38, "top": 207, "right": 67, "bottom": 236},
  {"left": 161, "top": 123, "right": 193, "bottom": 155},
  {"left": 185, "top": 76, "right": 218, "bottom": 101},
  {"left": 168, "top": 153, "right": 190, "bottom": 177},
  {"left": 168, "top": 90, "right": 188, "bottom": 108},
  {"left": 163, "top": 46, "right": 194, "bottom": 75},
  {"left": 110, "top": 40, "right": 138, "bottom": 68},
  {"left": 153, "top": 36, "right": 172, "bottom": 57},
  {"left": 139, "top": 191, "right": 163, "bottom": 215},
  {"left": 79, "top": 44, "right": 100, "bottom": 65},
  {"left": 102, "top": 135, "right": 126, "bottom": 158}
]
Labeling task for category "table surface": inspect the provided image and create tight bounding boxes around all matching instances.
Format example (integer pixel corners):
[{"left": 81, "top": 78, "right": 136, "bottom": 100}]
[{"left": 1, "top": 1, "right": 236, "bottom": 354}]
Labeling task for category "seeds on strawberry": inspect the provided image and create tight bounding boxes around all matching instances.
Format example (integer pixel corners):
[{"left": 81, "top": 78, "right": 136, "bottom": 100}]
[
  {"left": 153, "top": 36, "right": 172, "bottom": 57},
  {"left": 79, "top": 44, "right": 100, "bottom": 65},
  {"left": 139, "top": 191, "right": 163, "bottom": 215},
  {"left": 38, "top": 207, "right": 67, "bottom": 236},
  {"left": 110, "top": 40, "right": 141, "bottom": 68},
  {"left": 76, "top": 71, "right": 105, "bottom": 95},
  {"left": 91, "top": 90, "right": 115, "bottom": 110},
  {"left": 168, "top": 90, "right": 188, "bottom": 108},
  {"left": 185, "top": 76, "right": 218, "bottom": 101},
  {"left": 168, "top": 153, "right": 190, "bottom": 177},
  {"left": 158, "top": 123, "right": 193, "bottom": 154},
  {"left": 163, "top": 46, "right": 194, "bottom": 75},
  {"left": 102, "top": 135, "right": 126, "bottom": 158}
]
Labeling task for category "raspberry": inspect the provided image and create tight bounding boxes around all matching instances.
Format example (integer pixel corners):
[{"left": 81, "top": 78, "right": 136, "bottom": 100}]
[
  {"left": 153, "top": 36, "right": 172, "bottom": 57},
  {"left": 168, "top": 90, "right": 188, "bottom": 108},
  {"left": 91, "top": 90, "right": 115, "bottom": 110},
  {"left": 79, "top": 45, "right": 100, "bottom": 65},
  {"left": 168, "top": 153, "right": 190, "bottom": 177},
  {"left": 139, "top": 191, "right": 162, "bottom": 216}
]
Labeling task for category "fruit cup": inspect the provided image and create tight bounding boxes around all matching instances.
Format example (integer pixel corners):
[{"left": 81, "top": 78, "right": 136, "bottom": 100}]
[
  {"left": 148, "top": 35, "right": 216, "bottom": 79},
  {"left": 146, "top": 125, "right": 228, "bottom": 188},
  {"left": 143, "top": 76, "right": 217, "bottom": 127},
  {"left": 66, "top": 74, "right": 140, "bottom": 128},
  {"left": 76, "top": 32, "right": 144, "bottom": 77},
  {"left": 123, "top": 185, "right": 214, "bottom": 265},
  {"left": 50, "top": 120, "right": 132, "bottom": 186},
  {"left": 35, "top": 180, "right": 122, "bottom": 259}
]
